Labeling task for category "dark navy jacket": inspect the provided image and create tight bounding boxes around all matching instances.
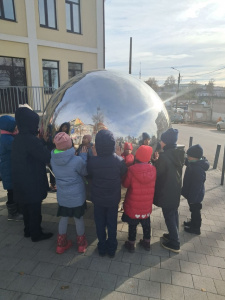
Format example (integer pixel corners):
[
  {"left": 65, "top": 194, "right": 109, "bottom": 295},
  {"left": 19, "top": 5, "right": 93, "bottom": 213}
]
[
  {"left": 181, "top": 157, "right": 209, "bottom": 204},
  {"left": 87, "top": 130, "right": 127, "bottom": 207},
  {"left": 12, "top": 108, "right": 50, "bottom": 204},
  {"left": 0, "top": 116, "right": 16, "bottom": 190}
]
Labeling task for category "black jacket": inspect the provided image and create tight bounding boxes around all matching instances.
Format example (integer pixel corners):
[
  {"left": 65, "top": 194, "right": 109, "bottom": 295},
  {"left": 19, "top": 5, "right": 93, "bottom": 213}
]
[
  {"left": 87, "top": 130, "right": 127, "bottom": 207},
  {"left": 181, "top": 157, "right": 209, "bottom": 204},
  {"left": 12, "top": 108, "right": 51, "bottom": 204},
  {"left": 154, "top": 146, "right": 185, "bottom": 209}
]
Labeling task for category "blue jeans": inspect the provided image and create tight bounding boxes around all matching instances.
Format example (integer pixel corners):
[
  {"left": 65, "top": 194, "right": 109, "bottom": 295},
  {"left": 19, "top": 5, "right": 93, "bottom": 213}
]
[
  {"left": 162, "top": 207, "right": 180, "bottom": 247},
  {"left": 94, "top": 204, "right": 118, "bottom": 255}
]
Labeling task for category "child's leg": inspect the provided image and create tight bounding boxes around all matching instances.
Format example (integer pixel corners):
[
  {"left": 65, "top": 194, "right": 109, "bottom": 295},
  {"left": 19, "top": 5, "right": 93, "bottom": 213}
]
[
  {"left": 140, "top": 217, "right": 151, "bottom": 240},
  {"left": 128, "top": 224, "right": 138, "bottom": 242},
  {"left": 190, "top": 203, "right": 202, "bottom": 229},
  {"left": 106, "top": 206, "right": 118, "bottom": 256},
  {"left": 57, "top": 217, "right": 72, "bottom": 254},
  {"left": 58, "top": 217, "right": 69, "bottom": 234},
  {"left": 74, "top": 216, "right": 87, "bottom": 253},
  {"left": 94, "top": 205, "right": 107, "bottom": 255},
  {"left": 124, "top": 223, "right": 137, "bottom": 252},
  {"left": 22, "top": 204, "right": 30, "bottom": 237},
  {"left": 162, "top": 208, "right": 180, "bottom": 247},
  {"left": 139, "top": 217, "right": 151, "bottom": 251},
  {"left": 74, "top": 216, "right": 85, "bottom": 236}
]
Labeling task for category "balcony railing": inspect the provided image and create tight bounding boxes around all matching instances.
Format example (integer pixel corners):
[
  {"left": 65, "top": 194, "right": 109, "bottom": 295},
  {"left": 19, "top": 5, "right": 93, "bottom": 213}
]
[{"left": 0, "top": 86, "right": 53, "bottom": 114}]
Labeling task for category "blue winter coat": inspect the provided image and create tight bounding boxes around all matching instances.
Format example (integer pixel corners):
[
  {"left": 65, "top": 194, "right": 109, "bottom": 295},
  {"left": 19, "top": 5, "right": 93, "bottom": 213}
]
[
  {"left": 87, "top": 130, "right": 127, "bottom": 207},
  {"left": 51, "top": 147, "right": 87, "bottom": 208},
  {"left": 181, "top": 157, "right": 210, "bottom": 204},
  {"left": 0, "top": 116, "right": 16, "bottom": 190}
]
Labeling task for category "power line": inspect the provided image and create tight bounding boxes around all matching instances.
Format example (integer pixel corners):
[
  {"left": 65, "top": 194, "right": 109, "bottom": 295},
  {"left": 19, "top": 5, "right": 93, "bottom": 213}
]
[{"left": 179, "top": 66, "right": 225, "bottom": 78}]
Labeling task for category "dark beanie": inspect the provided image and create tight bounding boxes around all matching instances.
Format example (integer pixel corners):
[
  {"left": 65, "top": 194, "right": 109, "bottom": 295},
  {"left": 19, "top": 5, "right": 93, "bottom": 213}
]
[
  {"left": 161, "top": 128, "right": 178, "bottom": 145},
  {"left": 142, "top": 132, "right": 150, "bottom": 140},
  {"left": 15, "top": 107, "right": 39, "bottom": 135},
  {"left": 187, "top": 144, "right": 203, "bottom": 159},
  {"left": 95, "top": 129, "right": 115, "bottom": 157}
]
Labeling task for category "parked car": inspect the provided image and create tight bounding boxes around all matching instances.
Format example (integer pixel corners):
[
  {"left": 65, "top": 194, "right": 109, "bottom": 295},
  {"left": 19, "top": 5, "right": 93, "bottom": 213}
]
[
  {"left": 170, "top": 113, "right": 184, "bottom": 124},
  {"left": 216, "top": 120, "right": 225, "bottom": 131}
]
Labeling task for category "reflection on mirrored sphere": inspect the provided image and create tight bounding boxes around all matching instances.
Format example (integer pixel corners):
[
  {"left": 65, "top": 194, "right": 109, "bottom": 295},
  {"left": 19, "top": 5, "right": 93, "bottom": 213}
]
[{"left": 42, "top": 70, "right": 170, "bottom": 152}]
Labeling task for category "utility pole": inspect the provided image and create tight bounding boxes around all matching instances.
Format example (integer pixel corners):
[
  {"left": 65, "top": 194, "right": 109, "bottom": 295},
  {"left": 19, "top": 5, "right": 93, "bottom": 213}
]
[
  {"left": 171, "top": 67, "right": 181, "bottom": 110},
  {"left": 139, "top": 62, "right": 141, "bottom": 79},
  {"left": 129, "top": 37, "right": 132, "bottom": 74}
]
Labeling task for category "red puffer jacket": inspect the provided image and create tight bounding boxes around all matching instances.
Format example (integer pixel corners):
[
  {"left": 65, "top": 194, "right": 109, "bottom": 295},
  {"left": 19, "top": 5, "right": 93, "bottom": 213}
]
[
  {"left": 122, "top": 163, "right": 156, "bottom": 219},
  {"left": 121, "top": 152, "right": 134, "bottom": 167}
]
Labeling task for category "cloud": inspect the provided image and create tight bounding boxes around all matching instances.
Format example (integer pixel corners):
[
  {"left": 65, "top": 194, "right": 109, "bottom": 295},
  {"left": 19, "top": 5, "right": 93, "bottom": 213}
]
[{"left": 105, "top": 0, "right": 225, "bottom": 86}]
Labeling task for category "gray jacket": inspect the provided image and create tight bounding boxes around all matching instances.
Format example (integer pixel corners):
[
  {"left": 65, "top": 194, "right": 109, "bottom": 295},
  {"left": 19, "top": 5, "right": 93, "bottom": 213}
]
[{"left": 51, "top": 147, "right": 87, "bottom": 208}]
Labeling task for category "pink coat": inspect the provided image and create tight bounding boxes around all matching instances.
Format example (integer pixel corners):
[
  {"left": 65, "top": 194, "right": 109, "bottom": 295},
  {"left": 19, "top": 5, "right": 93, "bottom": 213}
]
[{"left": 122, "top": 163, "right": 156, "bottom": 219}]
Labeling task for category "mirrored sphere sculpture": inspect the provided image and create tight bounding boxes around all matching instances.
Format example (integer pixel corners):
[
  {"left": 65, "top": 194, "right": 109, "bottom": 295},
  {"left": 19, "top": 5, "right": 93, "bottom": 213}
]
[{"left": 42, "top": 70, "right": 170, "bottom": 151}]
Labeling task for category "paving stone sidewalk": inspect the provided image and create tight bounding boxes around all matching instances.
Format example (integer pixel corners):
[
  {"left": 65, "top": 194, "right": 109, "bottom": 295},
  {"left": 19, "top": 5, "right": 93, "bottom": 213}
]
[{"left": 0, "top": 168, "right": 225, "bottom": 300}]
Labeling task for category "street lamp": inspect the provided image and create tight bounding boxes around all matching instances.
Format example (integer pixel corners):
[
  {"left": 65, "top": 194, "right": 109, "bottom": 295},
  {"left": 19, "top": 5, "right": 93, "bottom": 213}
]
[{"left": 171, "top": 67, "right": 181, "bottom": 110}]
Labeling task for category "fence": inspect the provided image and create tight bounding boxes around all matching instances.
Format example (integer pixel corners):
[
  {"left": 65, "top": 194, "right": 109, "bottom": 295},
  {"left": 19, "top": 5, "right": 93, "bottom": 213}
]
[{"left": 0, "top": 86, "right": 53, "bottom": 114}]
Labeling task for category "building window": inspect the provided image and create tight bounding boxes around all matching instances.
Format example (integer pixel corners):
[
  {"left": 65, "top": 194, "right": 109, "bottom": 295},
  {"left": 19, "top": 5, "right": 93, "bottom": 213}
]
[
  {"left": 66, "top": 0, "right": 81, "bottom": 34},
  {"left": 39, "top": 0, "right": 57, "bottom": 29},
  {"left": 68, "top": 62, "right": 82, "bottom": 79},
  {"left": 0, "top": 0, "right": 16, "bottom": 21},
  {"left": 0, "top": 57, "right": 26, "bottom": 86},
  {"left": 42, "top": 60, "right": 59, "bottom": 93}
]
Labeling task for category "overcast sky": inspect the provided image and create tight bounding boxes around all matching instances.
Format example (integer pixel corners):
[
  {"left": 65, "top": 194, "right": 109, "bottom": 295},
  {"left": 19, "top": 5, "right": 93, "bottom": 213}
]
[{"left": 104, "top": 0, "right": 225, "bottom": 87}]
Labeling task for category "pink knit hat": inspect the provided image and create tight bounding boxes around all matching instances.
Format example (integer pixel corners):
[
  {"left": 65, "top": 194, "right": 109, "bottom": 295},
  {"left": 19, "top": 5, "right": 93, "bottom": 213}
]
[{"left": 54, "top": 132, "right": 72, "bottom": 150}]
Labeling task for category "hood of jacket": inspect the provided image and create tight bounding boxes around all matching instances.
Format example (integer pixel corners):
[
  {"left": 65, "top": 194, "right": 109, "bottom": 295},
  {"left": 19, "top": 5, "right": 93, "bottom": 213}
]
[
  {"left": 163, "top": 147, "right": 185, "bottom": 168},
  {"left": 15, "top": 107, "right": 39, "bottom": 135},
  {"left": 95, "top": 129, "right": 115, "bottom": 157},
  {"left": 191, "top": 157, "right": 210, "bottom": 171},
  {"left": 129, "top": 163, "right": 153, "bottom": 184},
  {"left": 0, "top": 115, "right": 16, "bottom": 132},
  {"left": 51, "top": 147, "right": 75, "bottom": 166}
]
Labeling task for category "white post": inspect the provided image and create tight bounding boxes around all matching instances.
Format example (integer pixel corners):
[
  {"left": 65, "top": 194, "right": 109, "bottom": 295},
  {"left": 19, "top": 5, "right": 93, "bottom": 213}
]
[
  {"left": 96, "top": 0, "right": 104, "bottom": 69},
  {"left": 25, "top": 0, "right": 41, "bottom": 110}
]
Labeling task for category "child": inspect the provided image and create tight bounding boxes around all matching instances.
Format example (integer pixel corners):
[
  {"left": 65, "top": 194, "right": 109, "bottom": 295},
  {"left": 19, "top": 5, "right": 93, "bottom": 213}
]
[
  {"left": 122, "top": 145, "right": 156, "bottom": 252},
  {"left": 76, "top": 134, "right": 94, "bottom": 161},
  {"left": 153, "top": 128, "right": 185, "bottom": 253},
  {"left": 118, "top": 142, "right": 135, "bottom": 212},
  {"left": 87, "top": 129, "right": 127, "bottom": 257},
  {"left": 182, "top": 144, "right": 209, "bottom": 235},
  {"left": 121, "top": 142, "right": 134, "bottom": 167},
  {"left": 51, "top": 132, "right": 88, "bottom": 253},
  {"left": 57, "top": 122, "right": 70, "bottom": 134},
  {"left": 12, "top": 107, "right": 53, "bottom": 242},
  {"left": 139, "top": 132, "right": 151, "bottom": 146},
  {"left": 0, "top": 115, "right": 23, "bottom": 221}
]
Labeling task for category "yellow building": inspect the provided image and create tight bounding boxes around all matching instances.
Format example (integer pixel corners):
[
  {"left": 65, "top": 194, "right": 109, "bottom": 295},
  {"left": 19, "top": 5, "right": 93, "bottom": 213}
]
[{"left": 0, "top": 0, "right": 104, "bottom": 113}]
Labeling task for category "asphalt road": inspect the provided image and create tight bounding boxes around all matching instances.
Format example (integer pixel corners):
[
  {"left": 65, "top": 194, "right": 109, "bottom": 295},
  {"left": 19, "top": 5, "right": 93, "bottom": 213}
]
[{"left": 172, "top": 123, "right": 225, "bottom": 170}]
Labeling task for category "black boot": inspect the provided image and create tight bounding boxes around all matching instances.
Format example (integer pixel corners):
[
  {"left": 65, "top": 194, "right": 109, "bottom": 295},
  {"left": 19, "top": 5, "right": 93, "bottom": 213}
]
[
  {"left": 184, "top": 226, "right": 201, "bottom": 235},
  {"left": 6, "top": 203, "right": 23, "bottom": 221},
  {"left": 31, "top": 232, "right": 53, "bottom": 242},
  {"left": 183, "top": 220, "right": 191, "bottom": 227}
]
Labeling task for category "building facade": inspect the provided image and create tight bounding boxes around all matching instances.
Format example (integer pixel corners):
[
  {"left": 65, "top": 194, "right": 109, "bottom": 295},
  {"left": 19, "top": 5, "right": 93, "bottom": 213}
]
[{"left": 0, "top": 0, "right": 104, "bottom": 112}]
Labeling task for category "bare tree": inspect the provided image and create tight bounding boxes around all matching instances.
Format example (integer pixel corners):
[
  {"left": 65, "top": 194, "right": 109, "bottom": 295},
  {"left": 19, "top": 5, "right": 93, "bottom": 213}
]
[
  {"left": 145, "top": 77, "right": 159, "bottom": 92},
  {"left": 187, "top": 80, "right": 200, "bottom": 101},
  {"left": 92, "top": 107, "right": 104, "bottom": 124},
  {"left": 206, "top": 78, "right": 215, "bottom": 102},
  {"left": 164, "top": 75, "right": 176, "bottom": 88}
]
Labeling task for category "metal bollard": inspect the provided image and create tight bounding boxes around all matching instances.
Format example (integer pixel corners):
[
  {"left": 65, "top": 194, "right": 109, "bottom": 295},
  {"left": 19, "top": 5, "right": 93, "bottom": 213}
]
[
  {"left": 189, "top": 137, "right": 193, "bottom": 148},
  {"left": 213, "top": 145, "right": 221, "bottom": 169},
  {"left": 221, "top": 146, "right": 225, "bottom": 186}
]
